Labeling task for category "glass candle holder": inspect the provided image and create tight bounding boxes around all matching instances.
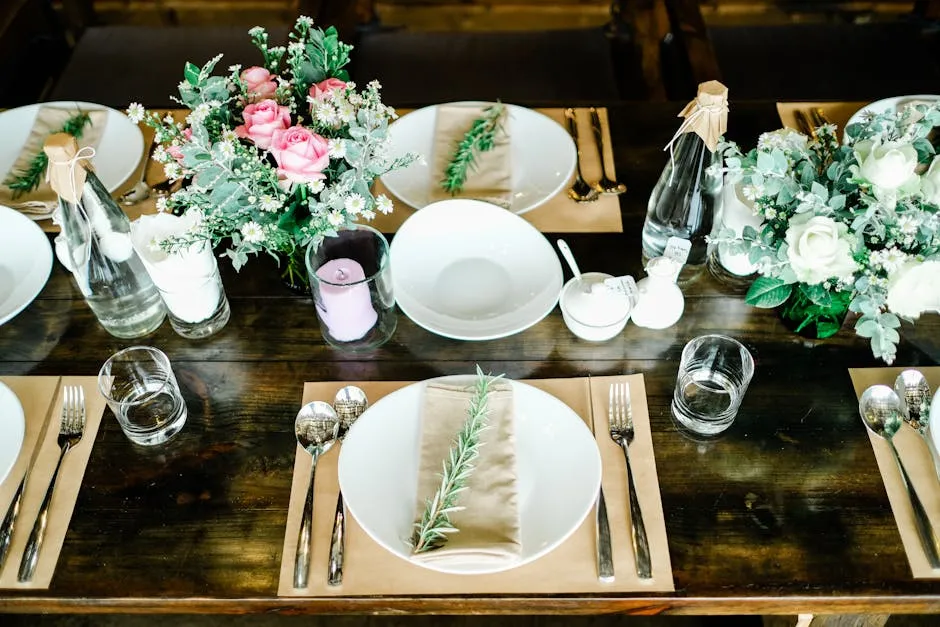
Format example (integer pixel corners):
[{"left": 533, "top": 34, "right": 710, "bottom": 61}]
[
  {"left": 305, "top": 224, "right": 396, "bottom": 350},
  {"left": 157, "top": 267, "right": 231, "bottom": 339}
]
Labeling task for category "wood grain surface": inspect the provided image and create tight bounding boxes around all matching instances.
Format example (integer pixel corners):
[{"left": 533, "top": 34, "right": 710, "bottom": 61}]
[{"left": 1, "top": 101, "right": 939, "bottom": 615}]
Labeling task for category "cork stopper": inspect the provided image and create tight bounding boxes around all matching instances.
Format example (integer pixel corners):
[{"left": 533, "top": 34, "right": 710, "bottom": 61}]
[
  {"left": 43, "top": 133, "right": 90, "bottom": 203},
  {"left": 676, "top": 80, "right": 729, "bottom": 152}
]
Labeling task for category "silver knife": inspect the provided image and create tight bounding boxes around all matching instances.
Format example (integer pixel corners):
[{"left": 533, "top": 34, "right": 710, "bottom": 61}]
[
  {"left": 587, "top": 384, "right": 614, "bottom": 582},
  {"left": 0, "top": 379, "right": 61, "bottom": 571}
]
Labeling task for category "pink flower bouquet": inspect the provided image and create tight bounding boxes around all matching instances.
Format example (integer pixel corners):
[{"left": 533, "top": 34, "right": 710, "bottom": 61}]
[{"left": 128, "top": 16, "right": 415, "bottom": 287}]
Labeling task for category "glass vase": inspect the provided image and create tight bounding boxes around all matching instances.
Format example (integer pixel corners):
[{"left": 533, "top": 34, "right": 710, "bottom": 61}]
[{"left": 777, "top": 286, "right": 851, "bottom": 339}]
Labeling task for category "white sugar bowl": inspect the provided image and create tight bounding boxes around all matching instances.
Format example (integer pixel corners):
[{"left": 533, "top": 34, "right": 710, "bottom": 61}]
[{"left": 559, "top": 272, "right": 633, "bottom": 342}]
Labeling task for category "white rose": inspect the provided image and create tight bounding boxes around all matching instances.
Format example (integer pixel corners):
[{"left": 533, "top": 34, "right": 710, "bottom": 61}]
[
  {"left": 922, "top": 156, "right": 940, "bottom": 207},
  {"left": 854, "top": 139, "right": 920, "bottom": 193},
  {"left": 785, "top": 215, "right": 858, "bottom": 285},
  {"left": 886, "top": 259, "right": 940, "bottom": 319}
]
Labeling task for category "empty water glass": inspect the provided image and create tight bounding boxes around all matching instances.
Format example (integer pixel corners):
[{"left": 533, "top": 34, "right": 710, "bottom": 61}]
[
  {"left": 672, "top": 334, "right": 754, "bottom": 436},
  {"left": 98, "top": 346, "right": 188, "bottom": 446}
]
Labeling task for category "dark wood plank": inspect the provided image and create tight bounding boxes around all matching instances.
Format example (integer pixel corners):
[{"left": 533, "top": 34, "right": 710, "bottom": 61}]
[{"left": 1, "top": 101, "right": 940, "bottom": 615}]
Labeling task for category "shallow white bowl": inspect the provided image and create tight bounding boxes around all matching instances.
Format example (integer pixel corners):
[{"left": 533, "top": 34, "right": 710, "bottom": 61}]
[
  {"left": 846, "top": 94, "right": 940, "bottom": 129},
  {"left": 0, "top": 205, "right": 53, "bottom": 326},
  {"left": 380, "top": 102, "right": 576, "bottom": 215},
  {"left": 0, "top": 381, "right": 26, "bottom": 486},
  {"left": 390, "top": 199, "right": 563, "bottom": 341},
  {"left": 337, "top": 375, "right": 602, "bottom": 575}
]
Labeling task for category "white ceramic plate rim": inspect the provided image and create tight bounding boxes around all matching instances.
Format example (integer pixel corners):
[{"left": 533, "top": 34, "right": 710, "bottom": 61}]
[
  {"left": 337, "top": 376, "right": 602, "bottom": 575},
  {"left": 380, "top": 102, "right": 576, "bottom": 215},
  {"left": 0, "top": 381, "right": 26, "bottom": 486},
  {"left": 846, "top": 94, "right": 940, "bottom": 129},
  {"left": 0, "top": 101, "right": 144, "bottom": 195},
  {"left": 0, "top": 206, "right": 53, "bottom": 326},
  {"left": 389, "top": 199, "right": 563, "bottom": 341}
]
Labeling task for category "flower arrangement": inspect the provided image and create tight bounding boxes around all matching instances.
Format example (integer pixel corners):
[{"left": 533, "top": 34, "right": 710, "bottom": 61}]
[
  {"left": 713, "top": 102, "right": 940, "bottom": 363},
  {"left": 128, "top": 16, "right": 415, "bottom": 288}
]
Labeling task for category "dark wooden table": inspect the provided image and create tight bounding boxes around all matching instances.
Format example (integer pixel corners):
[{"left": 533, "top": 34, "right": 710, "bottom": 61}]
[{"left": 1, "top": 101, "right": 938, "bottom": 616}]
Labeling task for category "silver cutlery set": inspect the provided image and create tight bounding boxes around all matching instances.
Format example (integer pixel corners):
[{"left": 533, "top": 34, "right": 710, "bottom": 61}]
[
  {"left": 564, "top": 107, "right": 627, "bottom": 203},
  {"left": 0, "top": 385, "right": 86, "bottom": 582},
  {"left": 859, "top": 370, "right": 939, "bottom": 567}
]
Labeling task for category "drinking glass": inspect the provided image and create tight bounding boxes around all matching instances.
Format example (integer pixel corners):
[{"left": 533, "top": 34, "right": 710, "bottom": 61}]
[
  {"left": 672, "top": 334, "right": 754, "bottom": 436},
  {"left": 157, "top": 268, "right": 231, "bottom": 339},
  {"left": 305, "top": 224, "right": 396, "bottom": 351},
  {"left": 98, "top": 346, "right": 188, "bottom": 446}
]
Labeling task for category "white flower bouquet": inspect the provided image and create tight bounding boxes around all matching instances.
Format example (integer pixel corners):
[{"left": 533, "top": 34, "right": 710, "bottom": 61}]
[
  {"left": 714, "top": 102, "right": 940, "bottom": 363},
  {"left": 128, "top": 16, "right": 415, "bottom": 288}
]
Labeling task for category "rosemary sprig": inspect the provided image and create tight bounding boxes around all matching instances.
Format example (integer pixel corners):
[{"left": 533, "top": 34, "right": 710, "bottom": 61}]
[
  {"left": 440, "top": 102, "right": 506, "bottom": 195},
  {"left": 411, "top": 365, "right": 503, "bottom": 554},
  {"left": 3, "top": 111, "right": 93, "bottom": 198}
]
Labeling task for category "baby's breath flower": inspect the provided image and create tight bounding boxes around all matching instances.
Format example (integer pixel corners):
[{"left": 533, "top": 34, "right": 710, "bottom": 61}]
[
  {"left": 296, "top": 15, "right": 313, "bottom": 27},
  {"left": 248, "top": 26, "right": 265, "bottom": 38},
  {"left": 126, "top": 103, "right": 145, "bottom": 123}
]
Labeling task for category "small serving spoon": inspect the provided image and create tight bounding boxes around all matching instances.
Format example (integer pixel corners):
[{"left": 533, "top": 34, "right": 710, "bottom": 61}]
[
  {"left": 894, "top": 370, "right": 940, "bottom": 480},
  {"left": 859, "top": 385, "right": 940, "bottom": 569},
  {"left": 293, "top": 401, "right": 340, "bottom": 589},
  {"left": 327, "top": 386, "right": 369, "bottom": 586}
]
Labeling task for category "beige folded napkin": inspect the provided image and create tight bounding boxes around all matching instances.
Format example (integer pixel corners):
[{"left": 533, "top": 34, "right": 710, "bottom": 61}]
[
  {"left": 429, "top": 103, "right": 512, "bottom": 207},
  {"left": 0, "top": 106, "right": 108, "bottom": 218},
  {"left": 411, "top": 379, "right": 521, "bottom": 568}
]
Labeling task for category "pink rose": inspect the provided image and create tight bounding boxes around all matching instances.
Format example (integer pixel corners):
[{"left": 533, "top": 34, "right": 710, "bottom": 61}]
[
  {"left": 269, "top": 125, "right": 330, "bottom": 184},
  {"left": 166, "top": 127, "right": 193, "bottom": 164},
  {"left": 308, "top": 78, "right": 347, "bottom": 102},
  {"left": 235, "top": 99, "right": 291, "bottom": 150},
  {"left": 241, "top": 66, "right": 278, "bottom": 101}
]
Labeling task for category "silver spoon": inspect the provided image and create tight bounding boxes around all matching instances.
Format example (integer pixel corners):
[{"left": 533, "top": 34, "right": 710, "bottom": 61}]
[
  {"left": 895, "top": 370, "right": 940, "bottom": 480},
  {"left": 589, "top": 107, "right": 627, "bottom": 195},
  {"left": 564, "top": 108, "right": 600, "bottom": 203},
  {"left": 859, "top": 385, "right": 940, "bottom": 569},
  {"left": 293, "top": 401, "right": 340, "bottom": 589},
  {"left": 327, "top": 386, "right": 369, "bottom": 586}
]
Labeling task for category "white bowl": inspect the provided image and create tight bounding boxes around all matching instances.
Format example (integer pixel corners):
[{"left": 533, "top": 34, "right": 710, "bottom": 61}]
[
  {"left": 390, "top": 199, "right": 563, "bottom": 340},
  {"left": 559, "top": 273, "right": 630, "bottom": 342},
  {"left": 846, "top": 94, "right": 940, "bottom": 129},
  {"left": 337, "top": 375, "right": 602, "bottom": 575}
]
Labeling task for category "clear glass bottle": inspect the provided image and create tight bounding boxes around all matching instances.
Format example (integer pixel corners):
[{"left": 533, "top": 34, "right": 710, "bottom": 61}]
[
  {"left": 641, "top": 81, "right": 728, "bottom": 282},
  {"left": 46, "top": 133, "right": 166, "bottom": 338}
]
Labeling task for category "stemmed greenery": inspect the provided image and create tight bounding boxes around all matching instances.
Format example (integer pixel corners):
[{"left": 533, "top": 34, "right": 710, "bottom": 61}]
[
  {"left": 3, "top": 111, "right": 92, "bottom": 198},
  {"left": 411, "top": 366, "right": 502, "bottom": 554},
  {"left": 440, "top": 102, "right": 506, "bottom": 195}
]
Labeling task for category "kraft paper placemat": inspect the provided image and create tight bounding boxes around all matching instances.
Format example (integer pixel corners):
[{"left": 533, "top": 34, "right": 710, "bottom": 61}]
[
  {"left": 371, "top": 107, "right": 623, "bottom": 233},
  {"left": 848, "top": 366, "right": 940, "bottom": 579},
  {"left": 0, "top": 376, "right": 106, "bottom": 589},
  {"left": 278, "top": 373, "right": 673, "bottom": 596},
  {"left": 41, "top": 108, "right": 624, "bottom": 235},
  {"left": 776, "top": 102, "right": 868, "bottom": 135}
]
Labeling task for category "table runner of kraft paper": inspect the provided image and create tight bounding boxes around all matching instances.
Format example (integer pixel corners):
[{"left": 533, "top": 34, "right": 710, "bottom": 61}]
[
  {"left": 776, "top": 102, "right": 868, "bottom": 136},
  {"left": 40, "top": 107, "right": 623, "bottom": 235},
  {"left": 849, "top": 367, "right": 940, "bottom": 579},
  {"left": 0, "top": 376, "right": 106, "bottom": 589},
  {"left": 278, "top": 373, "right": 674, "bottom": 596}
]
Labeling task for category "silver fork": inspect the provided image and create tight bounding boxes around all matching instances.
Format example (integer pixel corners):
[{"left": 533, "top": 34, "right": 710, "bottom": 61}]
[
  {"left": 18, "top": 385, "right": 86, "bottom": 583},
  {"left": 608, "top": 382, "right": 652, "bottom": 580}
]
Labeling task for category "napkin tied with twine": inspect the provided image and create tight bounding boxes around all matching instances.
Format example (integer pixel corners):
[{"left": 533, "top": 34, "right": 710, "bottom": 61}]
[
  {"left": 0, "top": 106, "right": 108, "bottom": 217},
  {"left": 430, "top": 104, "right": 512, "bottom": 207},
  {"left": 411, "top": 380, "right": 522, "bottom": 567}
]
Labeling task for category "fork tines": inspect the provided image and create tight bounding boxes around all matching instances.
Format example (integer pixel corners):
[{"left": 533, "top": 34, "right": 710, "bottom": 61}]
[
  {"left": 608, "top": 382, "right": 632, "bottom": 432},
  {"left": 63, "top": 386, "right": 86, "bottom": 436}
]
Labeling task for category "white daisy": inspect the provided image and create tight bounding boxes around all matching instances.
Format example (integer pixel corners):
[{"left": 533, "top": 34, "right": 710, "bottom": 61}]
[
  {"left": 259, "top": 194, "right": 281, "bottom": 212},
  {"left": 344, "top": 194, "right": 365, "bottom": 215},
  {"left": 308, "top": 179, "right": 325, "bottom": 194},
  {"left": 155, "top": 196, "right": 169, "bottom": 212},
  {"left": 315, "top": 102, "right": 338, "bottom": 126},
  {"left": 360, "top": 209, "right": 376, "bottom": 221},
  {"left": 126, "top": 103, "right": 145, "bottom": 123},
  {"left": 328, "top": 139, "right": 346, "bottom": 160},
  {"left": 327, "top": 210, "right": 345, "bottom": 227},
  {"left": 240, "top": 221, "right": 265, "bottom": 244},
  {"left": 222, "top": 129, "right": 239, "bottom": 143},
  {"left": 375, "top": 194, "right": 393, "bottom": 214},
  {"left": 164, "top": 162, "right": 183, "bottom": 180}
]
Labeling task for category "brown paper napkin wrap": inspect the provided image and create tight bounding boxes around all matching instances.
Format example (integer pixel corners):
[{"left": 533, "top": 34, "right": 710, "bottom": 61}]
[
  {"left": 38, "top": 108, "right": 622, "bottom": 234},
  {"left": 428, "top": 104, "right": 512, "bottom": 207},
  {"left": 278, "top": 374, "right": 674, "bottom": 596},
  {"left": 0, "top": 376, "right": 106, "bottom": 589},
  {"left": 848, "top": 366, "right": 940, "bottom": 579},
  {"left": 0, "top": 107, "right": 108, "bottom": 216},
  {"left": 411, "top": 381, "right": 521, "bottom": 567}
]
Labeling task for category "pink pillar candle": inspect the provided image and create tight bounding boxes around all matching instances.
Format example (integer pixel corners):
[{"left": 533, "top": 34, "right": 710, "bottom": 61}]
[{"left": 315, "top": 258, "right": 378, "bottom": 342}]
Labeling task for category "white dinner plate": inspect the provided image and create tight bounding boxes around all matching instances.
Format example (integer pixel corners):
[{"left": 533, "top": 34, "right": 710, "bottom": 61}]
[
  {"left": 390, "top": 199, "right": 563, "bottom": 341},
  {"left": 0, "top": 101, "right": 144, "bottom": 202},
  {"left": 846, "top": 94, "right": 940, "bottom": 129},
  {"left": 337, "top": 375, "right": 602, "bottom": 575},
  {"left": 0, "top": 205, "right": 53, "bottom": 326},
  {"left": 0, "top": 381, "right": 26, "bottom": 486},
  {"left": 381, "top": 102, "right": 576, "bottom": 215}
]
